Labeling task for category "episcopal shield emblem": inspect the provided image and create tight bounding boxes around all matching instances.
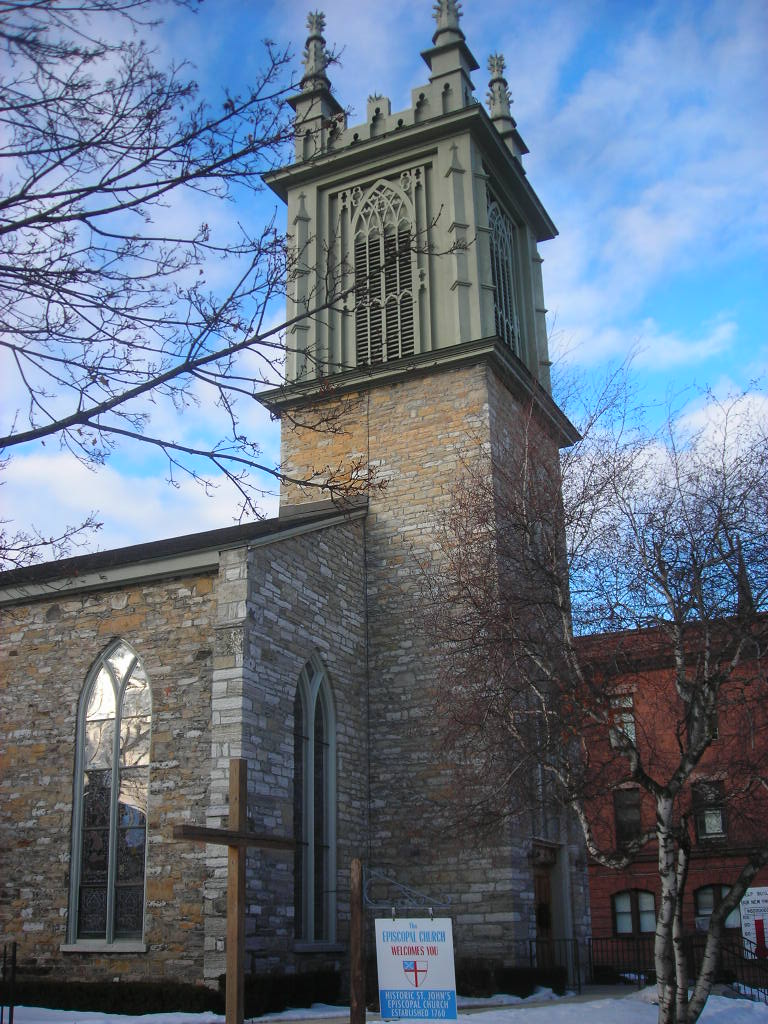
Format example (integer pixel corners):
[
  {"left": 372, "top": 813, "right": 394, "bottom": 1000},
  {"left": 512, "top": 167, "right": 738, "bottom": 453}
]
[{"left": 403, "top": 960, "right": 428, "bottom": 988}]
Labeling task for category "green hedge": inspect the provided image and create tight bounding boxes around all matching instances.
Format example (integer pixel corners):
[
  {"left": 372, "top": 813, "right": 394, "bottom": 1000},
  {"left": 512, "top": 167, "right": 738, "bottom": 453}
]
[
  {"left": 0, "top": 968, "right": 342, "bottom": 1017},
  {"left": 0, "top": 978, "right": 223, "bottom": 1015},
  {"left": 236, "top": 968, "right": 342, "bottom": 1018},
  {"left": 455, "top": 957, "right": 568, "bottom": 998}
]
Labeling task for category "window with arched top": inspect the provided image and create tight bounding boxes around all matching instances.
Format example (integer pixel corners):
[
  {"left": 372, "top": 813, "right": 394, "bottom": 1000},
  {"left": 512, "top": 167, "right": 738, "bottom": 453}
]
[
  {"left": 487, "top": 196, "right": 521, "bottom": 355},
  {"left": 293, "top": 655, "right": 336, "bottom": 943},
  {"left": 68, "top": 640, "right": 151, "bottom": 944},
  {"left": 353, "top": 181, "right": 415, "bottom": 366}
]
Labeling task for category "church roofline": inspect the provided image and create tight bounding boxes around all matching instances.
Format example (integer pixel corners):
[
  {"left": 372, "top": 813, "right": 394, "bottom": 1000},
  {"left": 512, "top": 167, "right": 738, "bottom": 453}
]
[
  {"left": 258, "top": 335, "right": 579, "bottom": 448},
  {"left": 264, "top": 102, "right": 557, "bottom": 243},
  {"left": 0, "top": 498, "right": 368, "bottom": 605}
]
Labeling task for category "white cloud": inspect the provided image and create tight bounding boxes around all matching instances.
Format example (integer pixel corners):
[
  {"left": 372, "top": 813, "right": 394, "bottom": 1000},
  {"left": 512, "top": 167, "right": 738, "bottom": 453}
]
[
  {"left": 3, "top": 451, "right": 280, "bottom": 554},
  {"left": 551, "top": 316, "right": 737, "bottom": 370},
  {"left": 531, "top": 0, "right": 767, "bottom": 365},
  {"left": 672, "top": 386, "right": 768, "bottom": 467}
]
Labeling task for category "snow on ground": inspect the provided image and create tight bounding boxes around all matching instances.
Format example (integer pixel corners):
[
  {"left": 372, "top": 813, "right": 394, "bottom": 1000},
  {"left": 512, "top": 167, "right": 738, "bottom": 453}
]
[{"left": 8, "top": 991, "right": 768, "bottom": 1024}]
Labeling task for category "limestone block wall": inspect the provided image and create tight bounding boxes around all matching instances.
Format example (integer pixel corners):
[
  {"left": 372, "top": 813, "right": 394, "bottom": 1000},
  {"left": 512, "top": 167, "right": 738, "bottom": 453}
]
[
  {"left": 485, "top": 368, "right": 591, "bottom": 947},
  {"left": 201, "top": 518, "right": 369, "bottom": 983},
  {"left": 0, "top": 570, "right": 217, "bottom": 982},
  {"left": 279, "top": 361, "right": 590, "bottom": 960}
]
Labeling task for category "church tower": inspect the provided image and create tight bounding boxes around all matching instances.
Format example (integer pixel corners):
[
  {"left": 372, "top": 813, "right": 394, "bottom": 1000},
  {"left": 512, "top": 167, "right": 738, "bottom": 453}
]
[{"left": 263, "top": 1, "right": 587, "bottom": 969}]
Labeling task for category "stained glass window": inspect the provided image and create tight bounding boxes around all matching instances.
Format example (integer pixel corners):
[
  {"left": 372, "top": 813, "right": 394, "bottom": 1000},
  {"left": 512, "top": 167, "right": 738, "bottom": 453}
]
[
  {"left": 70, "top": 641, "right": 151, "bottom": 943},
  {"left": 293, "top": 656, "right": 336, "bottom": 943}
]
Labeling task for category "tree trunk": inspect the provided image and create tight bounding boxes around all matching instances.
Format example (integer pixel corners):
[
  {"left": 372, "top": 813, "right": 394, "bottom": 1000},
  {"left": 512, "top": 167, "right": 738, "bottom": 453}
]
[
  {"left": 673, "top": 842, "right": 690, "bottom": 1023},
  {"left": 655, "top": 797, "right": 678, "bottom": 1024}
]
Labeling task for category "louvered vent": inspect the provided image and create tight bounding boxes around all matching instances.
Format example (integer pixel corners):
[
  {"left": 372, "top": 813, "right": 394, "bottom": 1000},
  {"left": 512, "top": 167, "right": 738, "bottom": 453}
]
[
  {"left": 353, "top": 182, "right": 415, "bottom": 366},
  {"left": 488, "top": 197, "right": 520, "bottom": 355}
]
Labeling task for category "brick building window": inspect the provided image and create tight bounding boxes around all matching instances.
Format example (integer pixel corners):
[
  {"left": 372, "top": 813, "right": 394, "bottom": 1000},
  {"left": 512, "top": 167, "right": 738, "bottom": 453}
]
[
  {"left": 613, "top": 788, "right": 642, "bottom": 847},
  {"left": 610, "top": 693, "right": 636, "bottom": 746},
  {"left": 613, "top": 889, "right": 656, "bottom": 936},
  {"left": 693, "top": 781, "right": 726, "bottom": 840},
  {"left": 67, "top": 640, "right": 151, "bottom": 945},
  {"left": 293, "top": 655, "right": 336, "bottom": 944},
  {"left": 694, "top": 885, "right": 741, "bottom": 931}
]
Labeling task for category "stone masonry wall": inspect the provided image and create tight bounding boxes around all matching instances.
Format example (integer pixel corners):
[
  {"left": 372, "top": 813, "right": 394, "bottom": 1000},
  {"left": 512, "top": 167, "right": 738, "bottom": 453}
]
[
  {"left": 201, "top": 519, "right": 369, "bottom": 984},
  {"left": 0, "top": 570, "right": 217, "bottom": 983},
  {"left": 485, "top": 369, "right": 592, "bottom": 948},
  {"left": 278, "top": 361, "right": 591, "bottom": 962}
]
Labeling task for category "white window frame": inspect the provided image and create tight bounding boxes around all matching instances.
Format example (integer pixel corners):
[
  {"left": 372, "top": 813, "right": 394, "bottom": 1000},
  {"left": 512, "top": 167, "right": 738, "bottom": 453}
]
[
  {"left": 694, "top": 884, "right": 741, "bottom": 931},
  {"left": 613, "top": 889, "right": 655, "bottom": 936},
  {"left": 294, "top": 654, "right": 337, "bottom": 945},
  {"left": 64, "top": 639, "right": 151, "bottom": 951},
  {"left": 610, "top": 693, "right": 636, "bottom": 745},
  {"left": 693, "top": 780, "right": 726, "bottom": 840}
]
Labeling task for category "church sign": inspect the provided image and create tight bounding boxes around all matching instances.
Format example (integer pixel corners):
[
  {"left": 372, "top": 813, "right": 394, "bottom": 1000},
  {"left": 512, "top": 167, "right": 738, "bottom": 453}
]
[
  {"left": 375, "top": 918, "right": 457, "bottom": 1020},
  {"left": 741, "top": 887, "right": 768, "bottom": 958}
]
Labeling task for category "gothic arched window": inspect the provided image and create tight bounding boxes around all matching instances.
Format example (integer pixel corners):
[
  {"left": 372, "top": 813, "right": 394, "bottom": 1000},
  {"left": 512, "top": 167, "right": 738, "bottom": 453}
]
[
  {"left": 68, "top": 640, "right": 151, "bottom": 944},
  {"left": 488, "top": 197, "right": 521, "bottom": 355},
  {"left": 353, "top": 181, "right": 415, "bottom": 366},
  {"left": 293, "top": 655, "right": 336, "bottom": 943}
]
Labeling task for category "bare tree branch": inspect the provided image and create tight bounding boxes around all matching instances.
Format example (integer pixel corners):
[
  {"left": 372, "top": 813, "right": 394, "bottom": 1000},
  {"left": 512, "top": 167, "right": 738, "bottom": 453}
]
[{"left": 424, "top": 375, "right": 768, "bottom": 1024}]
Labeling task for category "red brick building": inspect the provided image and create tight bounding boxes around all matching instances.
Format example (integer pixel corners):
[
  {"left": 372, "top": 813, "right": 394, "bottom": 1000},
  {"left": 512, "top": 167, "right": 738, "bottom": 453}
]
[{"left": 574, "top": 624, "right": 768, "bottom": 943}]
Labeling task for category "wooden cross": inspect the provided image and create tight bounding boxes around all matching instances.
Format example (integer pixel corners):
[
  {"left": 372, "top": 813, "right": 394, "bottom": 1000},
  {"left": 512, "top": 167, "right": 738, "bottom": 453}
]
[{"left": 173, "top": 757, "right": 294, "bottom": 1024}]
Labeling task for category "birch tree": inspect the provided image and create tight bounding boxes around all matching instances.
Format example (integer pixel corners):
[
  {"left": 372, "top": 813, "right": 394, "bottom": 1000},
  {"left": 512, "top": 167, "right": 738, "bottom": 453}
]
[{"left": 425, "top": 377, "right": 768, "bottom": 1024}]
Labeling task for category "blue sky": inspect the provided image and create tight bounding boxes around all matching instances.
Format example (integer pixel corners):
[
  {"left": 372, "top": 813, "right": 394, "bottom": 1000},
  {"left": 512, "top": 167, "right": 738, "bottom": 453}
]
[{"left": 4, "top": 0, "right": 767, "bottom": 554}]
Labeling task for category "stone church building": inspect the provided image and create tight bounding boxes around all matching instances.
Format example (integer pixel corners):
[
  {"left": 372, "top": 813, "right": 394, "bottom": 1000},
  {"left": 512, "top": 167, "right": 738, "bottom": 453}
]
[{"left": 0, "top": 3, "right": 590, "bottom": 989}]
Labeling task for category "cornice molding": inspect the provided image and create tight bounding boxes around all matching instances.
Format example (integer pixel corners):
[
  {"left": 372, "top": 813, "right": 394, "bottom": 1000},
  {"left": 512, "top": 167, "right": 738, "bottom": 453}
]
[{"left": 258, "top": 335, "right": 579, "bottom": 448}]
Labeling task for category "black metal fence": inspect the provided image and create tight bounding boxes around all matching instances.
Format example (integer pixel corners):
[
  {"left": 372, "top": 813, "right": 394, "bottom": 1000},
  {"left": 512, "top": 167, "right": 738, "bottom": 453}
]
[
  {"left": 589, "top": 934, "right": 655, "bottom": 987},
  {"left": 1, "top": 941, "right": 17, "bottom": 1024},
  {"left": 586, "top": 933, "right": 768, "bottom": 1004},
  {"left": 506, "top": 937, "right": 584, "bottom": 992},
  {"left": 688, "top": 933, "right": 768, "bottom": 1005},
  {"left": 501, "top": 933, "right": 768, "bottom": 1005}
]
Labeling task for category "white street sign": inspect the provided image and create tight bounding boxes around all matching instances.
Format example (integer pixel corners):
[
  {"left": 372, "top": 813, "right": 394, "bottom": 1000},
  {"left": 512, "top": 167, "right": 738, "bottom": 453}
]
[{"left": 375, "top": 918, "right": 457, "bottom": 1020}]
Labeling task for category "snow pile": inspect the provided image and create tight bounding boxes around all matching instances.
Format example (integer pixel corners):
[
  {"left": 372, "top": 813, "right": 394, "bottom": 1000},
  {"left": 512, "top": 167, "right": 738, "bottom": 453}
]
[{"left": 7, "top": 990, "right": 768, "bottom": 1024}]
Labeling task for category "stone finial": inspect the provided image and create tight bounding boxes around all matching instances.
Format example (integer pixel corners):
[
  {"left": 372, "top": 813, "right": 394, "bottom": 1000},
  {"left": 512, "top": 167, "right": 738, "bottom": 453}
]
[
  {"left": 488, "top": 53, "right": 505, "bottom": 77},
  {"left": 487, "top": 52, "right": 512, "bottom": 119},
  {"left": 307, "top": 10, "right": 325, "bottom": 33},
  {"left": 433, "top": 0, "right": 462, "bottom": 34},
  {"left": 302, "top": 10, "right": 331, "bottom": 90}
]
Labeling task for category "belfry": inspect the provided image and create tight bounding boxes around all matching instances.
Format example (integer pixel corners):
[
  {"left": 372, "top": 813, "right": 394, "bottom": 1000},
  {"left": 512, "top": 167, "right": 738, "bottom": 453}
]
[{"left": 262, "top": 0, "right": 587, "bottom": 973}]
